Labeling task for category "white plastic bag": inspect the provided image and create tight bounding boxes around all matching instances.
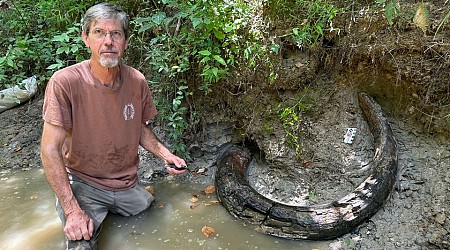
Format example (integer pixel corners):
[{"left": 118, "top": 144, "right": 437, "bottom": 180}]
[{"left": 0, "top": 76, "right": 37, "bottom": 113}]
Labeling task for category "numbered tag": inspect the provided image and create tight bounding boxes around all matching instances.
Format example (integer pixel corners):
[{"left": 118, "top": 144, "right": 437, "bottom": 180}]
[{"left": 344, "top": 128, "right": 356, "bottom": 144}]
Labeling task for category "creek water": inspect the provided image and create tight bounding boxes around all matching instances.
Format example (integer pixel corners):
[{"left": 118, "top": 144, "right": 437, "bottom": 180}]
[{"left": 0, "top": 168, "right": 330, "bottom": 250}]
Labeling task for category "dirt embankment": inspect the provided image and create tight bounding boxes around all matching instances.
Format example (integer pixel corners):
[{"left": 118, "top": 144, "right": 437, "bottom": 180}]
[{"left": 188, "top": 2, "right": 450, "bottom": 249}]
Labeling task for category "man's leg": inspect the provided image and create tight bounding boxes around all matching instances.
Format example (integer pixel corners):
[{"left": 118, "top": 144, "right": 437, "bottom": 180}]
[
  {"left": 112, "top": 184, "right": 154, "bottom": 216},
  {"left": 56, "top": 174, "right": 111, "bottom": 250}
]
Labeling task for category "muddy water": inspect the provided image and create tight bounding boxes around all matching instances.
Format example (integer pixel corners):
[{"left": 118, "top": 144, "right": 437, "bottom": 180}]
[
  {"left": 0, "top": 168, "right": 330, "bottom": 250},
  {"left": 0, "top": 168, "right": 65, "bottom": 250}
]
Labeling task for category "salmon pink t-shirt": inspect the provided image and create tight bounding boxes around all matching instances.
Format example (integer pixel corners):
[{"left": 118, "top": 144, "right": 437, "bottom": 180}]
[{"left": 43, "top": 60, "right": 157, "bottom": 191}]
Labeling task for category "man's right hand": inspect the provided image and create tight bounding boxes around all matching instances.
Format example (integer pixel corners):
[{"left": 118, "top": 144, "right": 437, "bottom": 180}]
[
  {"left": 64, "top": 210, "right": 94, "bottom": 241},
  {"left": 41, "top": 122, "right": 94, "bottom": 241}
]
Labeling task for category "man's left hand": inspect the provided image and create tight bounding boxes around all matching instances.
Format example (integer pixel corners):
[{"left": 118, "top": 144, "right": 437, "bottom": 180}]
[{"left": 164, "top": 156, "right": 188, "bottom": 175}]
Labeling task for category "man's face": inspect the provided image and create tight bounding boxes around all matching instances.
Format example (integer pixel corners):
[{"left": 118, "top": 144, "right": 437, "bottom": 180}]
[{"left": 82, "top": 19, "right": 128, "bottom": 68}]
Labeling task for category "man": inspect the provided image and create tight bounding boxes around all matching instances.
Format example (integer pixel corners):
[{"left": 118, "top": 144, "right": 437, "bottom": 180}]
[{"left": 40, "top": 3, "right": 187, "bottom": 249}]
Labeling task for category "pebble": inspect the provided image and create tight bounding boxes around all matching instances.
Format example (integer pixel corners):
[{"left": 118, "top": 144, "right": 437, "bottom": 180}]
[{"left": 435, "top": 213, "right": 446, "bottom": 225}]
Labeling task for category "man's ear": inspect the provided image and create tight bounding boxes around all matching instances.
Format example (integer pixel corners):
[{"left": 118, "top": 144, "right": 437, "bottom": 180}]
[{"left": 81, "top": 32, "right": 90, "bottom": 48}]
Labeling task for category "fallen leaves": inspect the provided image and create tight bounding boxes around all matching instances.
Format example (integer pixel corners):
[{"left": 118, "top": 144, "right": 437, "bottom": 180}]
[
  {"left": 144, "top": 183, "right": 221, "bottom": 238},
  {"left": 145, "top": 185, "right": 155, "bottom": 195},
  {"left": 204, "top": 185, "right": 215, "bottom": 194},
  {"left": 204, "top": 200, "right": 220, "bottom": 206},
  {"left": 302, "top": 160, "right": 314, "bottom": 167},
  {"left": 413, "top": 3, "right": 429, "bottom": 33},
  {"left": 188, "top": 195, "right": 220, "bottom": 209},
  {"left": 183, "top": 186, "right": 220, "bottom": 238},
  {"left": 188, "top": 185, "right": 220, "bottom": 210},
  {"left": 201, "top": 226, "right": 216, "bottom": 238},
  {"left": 189, "top": 197, "right": 199, "bottom": 203}
]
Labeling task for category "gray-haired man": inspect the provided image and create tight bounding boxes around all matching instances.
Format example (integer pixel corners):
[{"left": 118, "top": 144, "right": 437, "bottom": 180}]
[{"left": 40, "top": 3, "right": 187, "bottom": 249}]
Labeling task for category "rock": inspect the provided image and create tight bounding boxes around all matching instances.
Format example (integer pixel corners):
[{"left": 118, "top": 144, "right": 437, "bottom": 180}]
[{"left": 435, "top": 213, "right": 446, "bottom": 225}]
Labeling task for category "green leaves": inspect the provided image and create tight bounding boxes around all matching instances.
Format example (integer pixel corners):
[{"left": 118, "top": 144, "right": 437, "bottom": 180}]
[
  {"left": 136, "top": 12, "right": 172, "bottom": 33},
  {"left": 0, "top": 0, "right": 92, "bottom": 88},
  {"left": 52, "top": 33, "right": 70, "bottom": 43},
  {"left": 376, "top": 0, "right": 400, "bottom": 26},
  {"left": 48, "top": 25, "right": 87, "bottom": 70},
  {"left": 199, "top": 50, "right": 227, "bottom": 66},
  {"left": 136, "top": 0, "right": 254, "bottom": 97},
  {"left": 2, "top": 57, "right": 14, "bottom": 68},
  {"left": 166, "top": 85, "right": 190, "bottom": 155},
  {"left": 266, "top": 0, "right": 340, "bottom": 49},
  {"left": 190, "top": 17, "right": 203, "bottom": 28},
  {"left": 279, "top": 105, "right": 301, "bottom": 157},
  {"left": 199, "top": 50, "right": 211, "bottom": 56},
  {"left": 134, "top": 1, "right": 257, "bottom": 154},
  {"left": 278, "top": 96, "right": 314, "bottom": 158},
  {"left": 434, "top": 10, "right": 450, "bottom": 39},
  {"left": 213, "top": 55, "right": 227, "bottom": 66}
]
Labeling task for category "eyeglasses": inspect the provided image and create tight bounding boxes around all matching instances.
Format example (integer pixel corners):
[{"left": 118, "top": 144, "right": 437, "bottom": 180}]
[{"left": 89, "top": 28, "right": 125, "bottom": 41}]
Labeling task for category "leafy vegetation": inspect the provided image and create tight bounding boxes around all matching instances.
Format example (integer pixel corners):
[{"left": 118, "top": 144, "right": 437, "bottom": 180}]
[
  {"left": 278, "top": 94, "right": 314, "bottom": 158},
  {"left": 264, "top": 0, "right": 340, "bottom": 49},
  {"left": 0, "top": 0, "right": 94, "bottom": 88},
  {"left": 307, "top": 188, "right": 317, "bottom": 203},
  {"left": 133, "top": 0, "right": 270, "bottom": 154}
]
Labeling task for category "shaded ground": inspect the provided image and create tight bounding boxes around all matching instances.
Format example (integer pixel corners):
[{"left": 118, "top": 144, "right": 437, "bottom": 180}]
[{"left": 1, "top": 1, "right": 450, "bottom": 249}]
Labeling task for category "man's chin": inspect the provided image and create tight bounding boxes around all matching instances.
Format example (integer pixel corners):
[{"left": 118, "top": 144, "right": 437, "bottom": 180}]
[{"left": 100, "top": 58, "right": 119, "bottom": 68}]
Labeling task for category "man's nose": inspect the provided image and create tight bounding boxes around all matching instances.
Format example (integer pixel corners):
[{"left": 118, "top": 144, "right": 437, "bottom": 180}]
[{"left": 103, "top": 33, "right": 114, "bottom": 44}]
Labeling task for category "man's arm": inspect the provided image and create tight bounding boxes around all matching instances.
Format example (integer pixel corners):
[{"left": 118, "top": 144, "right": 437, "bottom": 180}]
[
  {"left": 40, "top": 121, "right": 94, "bottom": 240},
  {"left": 139, "top": 124, "right": 187, "bottom": 174}
]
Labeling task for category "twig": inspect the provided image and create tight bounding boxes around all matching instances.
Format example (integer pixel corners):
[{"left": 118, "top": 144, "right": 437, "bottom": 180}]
[
  {"left": 174, "top": 17, "right": 181, "bottom": 37},
  {"left": 433, "top": 10, "right": 450, "bottom": 40}
]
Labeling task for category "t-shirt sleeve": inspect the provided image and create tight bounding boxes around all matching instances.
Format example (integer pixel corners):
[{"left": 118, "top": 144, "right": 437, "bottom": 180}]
[
  {"left": 141, "top": 82, "right": 157, "bottom": 124},
  {"left": 42, "top": 75, "right": 73, "bottom": 130}
]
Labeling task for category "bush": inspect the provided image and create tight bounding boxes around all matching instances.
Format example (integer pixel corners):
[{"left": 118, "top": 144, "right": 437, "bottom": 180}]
[
  {"left": 264, "top": 0, "right": 340, "bottom": 49},
  {"left": 0, "top": 0, "right": 96, "bottom": 89},
  {"left": 134, "top": 0, "right": 263, "bottom": 155}
]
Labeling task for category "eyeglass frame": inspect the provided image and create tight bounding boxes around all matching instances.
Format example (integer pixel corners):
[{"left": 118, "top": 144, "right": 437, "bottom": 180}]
[{"left": 88, "top": 28, "right": 125, "bottom": 41}]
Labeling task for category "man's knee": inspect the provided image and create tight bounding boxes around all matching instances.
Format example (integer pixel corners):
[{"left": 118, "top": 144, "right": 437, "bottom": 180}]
[{"left": 115, "top": 184, "right": 154, "bottom": 216}]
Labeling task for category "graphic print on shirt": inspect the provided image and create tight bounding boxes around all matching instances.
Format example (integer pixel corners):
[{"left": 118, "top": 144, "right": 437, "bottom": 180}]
[{"left": 123, "top": 103, "right": 135, "bottom": 120}]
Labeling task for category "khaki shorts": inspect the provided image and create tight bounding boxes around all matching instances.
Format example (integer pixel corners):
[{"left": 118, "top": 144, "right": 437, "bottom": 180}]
[{"left": 56, "top": 173, "right": 154, "bottom": 250}]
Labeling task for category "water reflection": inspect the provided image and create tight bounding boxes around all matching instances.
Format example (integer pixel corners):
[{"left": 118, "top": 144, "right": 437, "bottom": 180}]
[{"left": 0, "top": 168, "right": 330, "bottom": 250}]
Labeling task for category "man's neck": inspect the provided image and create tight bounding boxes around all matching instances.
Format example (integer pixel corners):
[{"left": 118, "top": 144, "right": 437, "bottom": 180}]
[{"left": 89, "top": 60, "right": 119, "bottom": 88}]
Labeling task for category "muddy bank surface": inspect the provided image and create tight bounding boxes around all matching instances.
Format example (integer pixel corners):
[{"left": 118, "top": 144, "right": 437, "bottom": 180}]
[{"left": 1, "top": 86, "right": 450, "bottom": 249}]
